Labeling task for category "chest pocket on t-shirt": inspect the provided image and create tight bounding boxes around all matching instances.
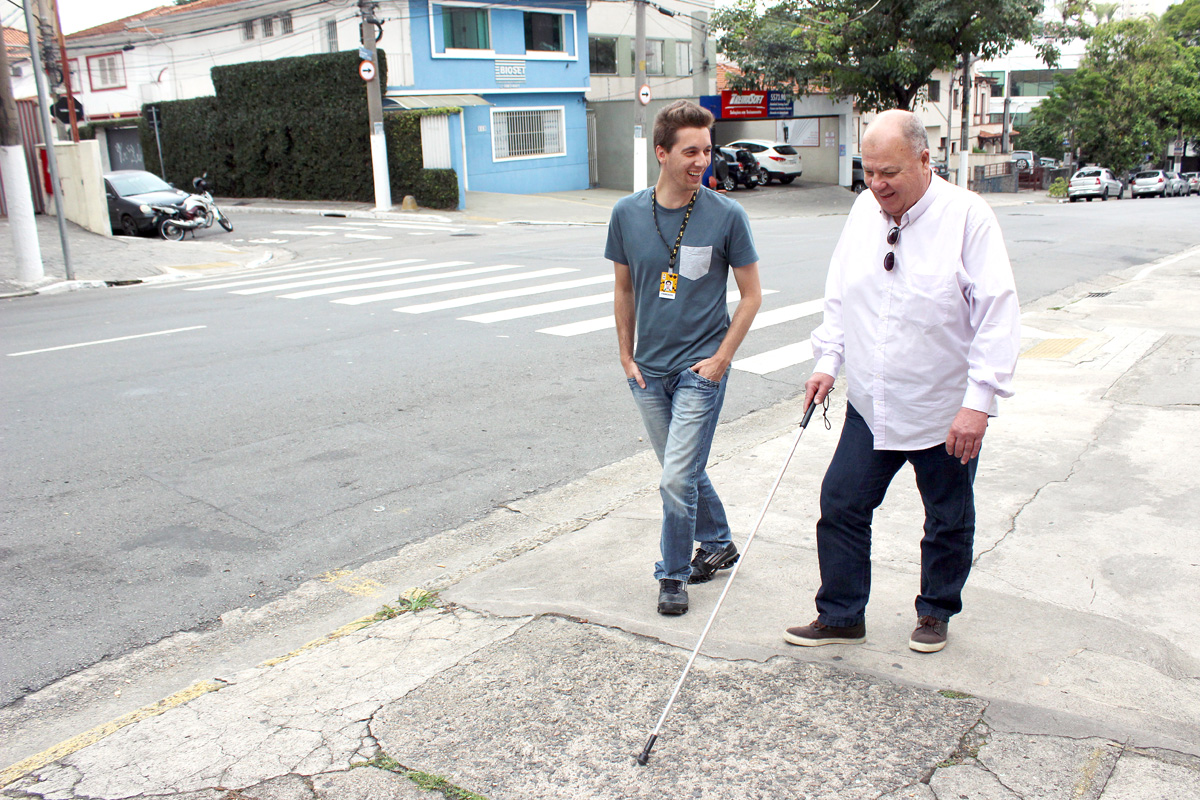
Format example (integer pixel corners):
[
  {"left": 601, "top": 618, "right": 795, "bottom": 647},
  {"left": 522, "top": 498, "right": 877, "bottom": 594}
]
[{"left": 678, "top": 245, "right": 713, "bottom": 281}]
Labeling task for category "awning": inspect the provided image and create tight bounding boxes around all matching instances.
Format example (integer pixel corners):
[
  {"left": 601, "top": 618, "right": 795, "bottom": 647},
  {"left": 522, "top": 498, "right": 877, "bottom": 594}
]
[
  {"left": 977, "top": 124, "right": 1008, "bottom": 140},
  {"left": 385, "top": 94, "right": 491, "bottom": 110}
]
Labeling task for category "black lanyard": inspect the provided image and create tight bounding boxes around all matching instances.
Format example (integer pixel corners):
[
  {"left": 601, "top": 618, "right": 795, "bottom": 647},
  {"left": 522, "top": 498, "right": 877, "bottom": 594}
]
[{"left": 650, "top": 189, "right": 697, "bottom": 270}]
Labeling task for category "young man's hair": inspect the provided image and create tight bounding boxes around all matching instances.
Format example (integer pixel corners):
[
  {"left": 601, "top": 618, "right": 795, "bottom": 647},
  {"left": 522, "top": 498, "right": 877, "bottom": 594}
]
[{"left": 653, "top": 100, "right": 715, "bottom": 153}]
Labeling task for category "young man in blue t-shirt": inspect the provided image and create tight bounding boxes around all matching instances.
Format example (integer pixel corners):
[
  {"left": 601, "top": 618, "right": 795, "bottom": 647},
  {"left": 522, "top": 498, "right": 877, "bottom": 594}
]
[{"left": 605, "top": 100, "right": 762, "bottom": 615}]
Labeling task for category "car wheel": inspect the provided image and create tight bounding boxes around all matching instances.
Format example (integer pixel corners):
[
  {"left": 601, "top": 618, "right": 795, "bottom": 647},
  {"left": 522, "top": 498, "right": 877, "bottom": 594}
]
[
  {"left": 722, "top": 174, "right": 736, "bottom": 192},
  {"left": 1015, "top": 158, "right": 1029, "bottom": 171},
  {"left": 1101, "top": 188, "right": 1109, "bottom": 201},
  {"left": 1086, "top": 197, "right": 1092, "bottom": 202},
  {"left": 1069, "top": 196, "right": 1077, "bottom": 202},
  {"left": 852, "top": 181, "right": 865, "bottom": 194},
  {"left": 757, "top": 171, "right": 770, "bottom": 186},
  {"left": 780, "top": 175, "right": 796, "bottom": 185},
  {"left": 1118, "top": 187, "right": 1124, "bottom": 199},
  {"left": 120, "top": 215, "right": 140, "bottom": 236}
]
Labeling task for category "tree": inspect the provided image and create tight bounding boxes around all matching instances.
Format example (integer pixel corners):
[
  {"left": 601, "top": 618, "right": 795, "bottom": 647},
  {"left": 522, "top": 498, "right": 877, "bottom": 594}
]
[
  {"left": 1162, "top": 0, "right": 1200, "bottom": 47},
  {"left": 1022, "top": 19, "right": 1200, "bottom": 173},
  {"left": 712, "top": 0, "right": 1047, "bottom": 112}
]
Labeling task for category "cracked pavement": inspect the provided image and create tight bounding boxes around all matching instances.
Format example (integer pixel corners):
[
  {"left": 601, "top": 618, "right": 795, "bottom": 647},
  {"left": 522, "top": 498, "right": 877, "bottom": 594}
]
[{"left": 4, "top": 249, "right": 1200, "bottom": 796}]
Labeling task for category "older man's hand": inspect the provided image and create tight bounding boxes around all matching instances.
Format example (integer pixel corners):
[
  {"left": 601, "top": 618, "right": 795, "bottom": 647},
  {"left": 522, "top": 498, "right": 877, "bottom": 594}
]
[{"left": 946, "top": 408, "right": 988, "bottom": 465}]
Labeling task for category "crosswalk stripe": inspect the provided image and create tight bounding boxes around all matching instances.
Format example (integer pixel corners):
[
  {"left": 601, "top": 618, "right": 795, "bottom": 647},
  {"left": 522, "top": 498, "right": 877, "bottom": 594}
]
[
  {"left": 537, "top": 289, "right": 778, "bottom": 337},
  {"left": 278, "top": 264, "right": 524, "bottom": 299},
  {"left": 358, "top": 221, "right": 461, "bottom": 231},
  {"left": 345, "top": 233, "right": 393, "bottom": 240},
  {"left": 179, "top": 257, "right": 351, "bottom": 287},
  {"left": 332, "top": 268, "right": 576, "bottom": 305},
  {"left": 750, "top": 299, "right": 824, "bottom": 330},
  {"left": 228, "top": 260, "right": 433, "bottom": 295},
  {"left": 307, "top": 225, "right": 373, "bottom": 231},
  {"left": 732, "top": 341, "right": 814, "bottom": 375},
  {"left": 186, "top": 258, "right": 390, "bottom": 291},
  {"left": 459, "top": 290, "right": 614, "bottom": 323},
  {"left": 271, "top": 230, "right": 336, "bottom": 236},
  {"left": 399, "top": 275, "right": 615, "bottom": 315}
]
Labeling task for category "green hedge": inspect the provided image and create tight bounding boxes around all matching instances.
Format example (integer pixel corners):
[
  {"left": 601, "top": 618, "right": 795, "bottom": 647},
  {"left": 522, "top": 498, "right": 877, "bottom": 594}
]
[
  {"left": 384, "top": 110, "right": 461, "bottom": 209},
  {"left": 135, "top": 50, "right": 459, "bottom": 208}
]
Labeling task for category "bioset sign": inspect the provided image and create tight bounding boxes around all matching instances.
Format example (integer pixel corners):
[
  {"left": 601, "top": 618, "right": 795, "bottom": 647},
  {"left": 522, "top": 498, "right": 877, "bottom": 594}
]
[{"left": 719, "top": 90, "right": 793, "bottom": 119}]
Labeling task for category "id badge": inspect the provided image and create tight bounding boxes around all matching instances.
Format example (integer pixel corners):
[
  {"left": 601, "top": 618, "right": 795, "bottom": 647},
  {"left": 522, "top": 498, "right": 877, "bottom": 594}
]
[{"left": 659, "top": 271, "right": 678, "bottom": 300}]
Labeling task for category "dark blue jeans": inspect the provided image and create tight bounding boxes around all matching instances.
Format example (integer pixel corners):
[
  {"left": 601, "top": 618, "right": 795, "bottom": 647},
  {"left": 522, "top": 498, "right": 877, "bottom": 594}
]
[{"left": 815, "top": 403, "right": 978, "bottom": 627}]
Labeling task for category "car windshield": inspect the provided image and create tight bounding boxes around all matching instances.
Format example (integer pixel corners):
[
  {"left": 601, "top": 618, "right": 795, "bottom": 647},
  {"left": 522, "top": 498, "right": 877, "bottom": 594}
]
[
  {"left": 1134, "top": 171, "right": 1161, "bottom": 179},
  {"left": 773, "top": 145, "right": 798, "bottom": 155},
  {"left": 108, "top": 172, "right": 173, "bottom": 197}
]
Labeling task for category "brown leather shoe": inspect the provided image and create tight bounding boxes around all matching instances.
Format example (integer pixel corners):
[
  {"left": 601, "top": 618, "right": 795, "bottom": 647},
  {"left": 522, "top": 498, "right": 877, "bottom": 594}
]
[
  {"left": 909, "top": 616, "right": 948, "bottom": 652},
  {"left": 784, "top": 619, "right": 866, "bottom": 646}
]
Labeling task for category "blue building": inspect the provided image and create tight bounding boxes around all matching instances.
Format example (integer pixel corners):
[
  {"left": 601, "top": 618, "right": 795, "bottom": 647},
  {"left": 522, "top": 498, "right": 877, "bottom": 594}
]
[{"left": 389, "top": 0, "right": 591, "bottom": 196}]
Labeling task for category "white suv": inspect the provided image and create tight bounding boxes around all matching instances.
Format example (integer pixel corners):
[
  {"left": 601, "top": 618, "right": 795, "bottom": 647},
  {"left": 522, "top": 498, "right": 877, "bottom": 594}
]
[{"left": 723, "top": 140, "right": 803, "bottom": 185}]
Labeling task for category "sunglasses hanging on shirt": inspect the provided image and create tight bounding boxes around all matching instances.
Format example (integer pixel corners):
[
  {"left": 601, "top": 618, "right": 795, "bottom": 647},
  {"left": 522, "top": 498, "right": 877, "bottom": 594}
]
[{"left": 884, "top": 226, "right": 900, "bottom": 272}]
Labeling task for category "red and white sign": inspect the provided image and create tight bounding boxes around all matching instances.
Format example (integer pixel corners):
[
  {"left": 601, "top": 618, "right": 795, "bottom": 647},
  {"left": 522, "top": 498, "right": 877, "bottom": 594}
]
[
  {"left": 359, "top": 60, "right": 377, "bottom": 81},
  {"left": 638, "top": 84, "right": 652, "bottom": 105},
  {"left": 720, "top": 90, "right": 768, "bottom": 118}
]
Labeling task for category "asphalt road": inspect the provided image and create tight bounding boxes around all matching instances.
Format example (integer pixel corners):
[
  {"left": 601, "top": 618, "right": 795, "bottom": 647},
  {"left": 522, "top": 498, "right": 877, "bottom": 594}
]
[{"left": 2, "top": 194, "right": 1198, "bottom": 706}]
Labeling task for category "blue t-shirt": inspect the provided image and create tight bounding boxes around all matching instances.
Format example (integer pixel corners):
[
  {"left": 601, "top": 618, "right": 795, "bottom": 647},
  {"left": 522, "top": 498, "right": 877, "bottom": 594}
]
[{"left": 605, "top": 187, "right": 758, "bottom": 377}]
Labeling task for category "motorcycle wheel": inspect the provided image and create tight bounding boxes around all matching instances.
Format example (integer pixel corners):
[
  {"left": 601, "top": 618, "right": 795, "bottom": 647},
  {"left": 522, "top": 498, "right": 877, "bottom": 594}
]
[
  {"left": 219, "top": 217, "right": 233, "bottom": 232},
  {"left": 160, "top": 220, "right": 186, "bottom": 241}
]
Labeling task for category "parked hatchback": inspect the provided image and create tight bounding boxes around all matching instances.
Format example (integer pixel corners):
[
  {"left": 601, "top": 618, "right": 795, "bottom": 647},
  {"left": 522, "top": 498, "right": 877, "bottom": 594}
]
[
  {"left": 104, "top": 170, "right": 188, "bottom": 235},
  {"left": 714, "top": 146, "right": 764, "bottom": 191},
  {"left": 1181, "top": 172, "right": 1198, "bottom": 196},
  {"left": 1131, "top": 169, "right": 1184, "bottom": 198},
  {"left": 724, "top": 139, "right": 803, "bottom": 184},
  {"left": 1067, "top": 167, "right": 1123, "bottom": 202}
]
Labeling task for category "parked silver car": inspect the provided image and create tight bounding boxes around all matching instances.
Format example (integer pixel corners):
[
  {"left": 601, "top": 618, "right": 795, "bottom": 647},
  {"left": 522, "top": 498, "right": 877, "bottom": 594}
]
[
  {"left": 1181, "top": 172, "right": 1198, "bottom": 196},
  {"left": 1067, "top": 167, "right": 1123, "bottom": 202},
  {"left": 723, "top": 139, "right": 803, "bottom": 184},
  {"left": 1131, "top": 169, "right": 1185, "bottom": 198}
]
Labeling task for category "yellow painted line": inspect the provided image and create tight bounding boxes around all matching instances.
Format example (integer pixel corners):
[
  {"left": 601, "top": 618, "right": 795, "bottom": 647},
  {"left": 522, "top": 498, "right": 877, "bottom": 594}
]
[
  {"left": 257, "top": 614, "right": 381, "bottom": 668},
  {"left": 0, "top": 680, "right": 223, "bottom": 790},
  {"left": 1020, "top": 338, "right": 1087, "bottom": 359}
]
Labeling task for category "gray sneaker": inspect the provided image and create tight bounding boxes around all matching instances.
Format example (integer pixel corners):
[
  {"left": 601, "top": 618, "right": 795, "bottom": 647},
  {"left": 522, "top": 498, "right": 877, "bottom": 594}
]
[
  {"left": 657, "top": 579, "right": 688, "bottom": 616},
  {"left": 784, "top": 619, "right": 866, "bottom": 646},
  {"left": 909, "top": 616, "right": 948, "bottom": 652}
]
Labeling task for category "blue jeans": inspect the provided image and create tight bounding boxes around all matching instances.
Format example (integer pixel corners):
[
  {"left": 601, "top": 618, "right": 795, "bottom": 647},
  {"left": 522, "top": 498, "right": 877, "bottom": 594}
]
[
  {"left": 628, "top": 368, "right": 733, "bottom": 582},
  {"left": 815, "top": 403, "right": 978, "bottom": 627}
]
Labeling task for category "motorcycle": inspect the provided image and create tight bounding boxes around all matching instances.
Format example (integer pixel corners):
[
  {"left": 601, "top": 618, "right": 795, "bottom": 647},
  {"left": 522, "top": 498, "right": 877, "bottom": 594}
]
[{"left": 158, "top": 173, "right": 233, "bottom": 240}]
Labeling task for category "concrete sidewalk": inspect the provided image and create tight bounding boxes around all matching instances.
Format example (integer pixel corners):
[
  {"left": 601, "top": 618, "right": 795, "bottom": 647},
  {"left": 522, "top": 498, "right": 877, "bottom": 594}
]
[{"left": 2, "top": 228, "right": 1198, "bottom": 793}]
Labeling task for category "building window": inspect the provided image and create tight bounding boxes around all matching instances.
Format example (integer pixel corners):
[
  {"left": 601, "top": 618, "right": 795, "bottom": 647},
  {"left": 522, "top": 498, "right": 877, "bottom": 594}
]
[
  {"left": 492, "top": 107, "right": 565, "bottom": 160},
  {"left": 87, "top": 53, "right": 125, "bottom": 91},
  {"left": 589, "top": 36, "right": 617, "bottom": 74},
  {"left": 242, "top": 19, "right": 255, "bottom": 41},
  {"left": 952, "top": 88, "right": 959, "bottom": 109},
  {"left": 262, "top": 16, "right": 274, "bottom": 37},
  {"left": 444, "top": 7, "right": 490, "bottom": 50},
  {"left": 676, "top": 41, "right": 692, "bottom": 76},
  {"left": 926, "top": 79, "right": 940, "bottom": 103},
  {"left": 280, "top": 13, "right": 293, "bottom": 35},
  {"left": 1009, "top": 68, "right": 1071, "bottom": 97},
  {"left": 325, "top": 19, "right": 338, "bottom": 52},
  {"left": 980, "top": 71, "right": 1004, "bottom": 97},
  {"left": 632, "top": 39, "right": 664, "bottom": 75},
  {"left": 524, "top": 12, "right": 563, "bottom": 52}
]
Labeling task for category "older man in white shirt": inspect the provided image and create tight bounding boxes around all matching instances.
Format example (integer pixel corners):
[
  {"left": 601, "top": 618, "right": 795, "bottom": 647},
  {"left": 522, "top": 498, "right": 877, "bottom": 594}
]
[{"left": 784, "top": 109, "right": 1020, "bottom": 653}]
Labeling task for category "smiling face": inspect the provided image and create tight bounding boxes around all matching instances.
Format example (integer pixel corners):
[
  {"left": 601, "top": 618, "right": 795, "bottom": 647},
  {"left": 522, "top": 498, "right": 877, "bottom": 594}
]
[
  {"left": 861, "top": 119, "right": 932, "bottom": 222},
  {"left": 655, "top": 126, "right": 712, "bottom": 200}
]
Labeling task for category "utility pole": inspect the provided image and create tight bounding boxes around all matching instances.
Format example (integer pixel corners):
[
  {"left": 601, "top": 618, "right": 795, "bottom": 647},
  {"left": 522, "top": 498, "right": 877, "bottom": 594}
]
[
  {"left": 633, "top": 0, "right": 648, "bottom": 191},
  {"left": 23, "top": 0, "right": 73, "bottom": 280},
  {"left": 1, "top": 19, "right": 44, "bottom": 282},
  {"left": 957, "top": 51, "right": 972, "bottom": 189},
  {"left": 50, "top": 0, "right": 79, "bottom": 142},
  {"left": 359, "top": 0, "right": 392, "bottom": 210}
]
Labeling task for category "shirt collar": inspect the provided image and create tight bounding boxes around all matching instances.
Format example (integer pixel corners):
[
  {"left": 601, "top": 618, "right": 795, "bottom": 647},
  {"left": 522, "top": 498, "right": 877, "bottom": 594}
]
[{"left": 876, "top": 168, "right": 939, "bottom": 227}]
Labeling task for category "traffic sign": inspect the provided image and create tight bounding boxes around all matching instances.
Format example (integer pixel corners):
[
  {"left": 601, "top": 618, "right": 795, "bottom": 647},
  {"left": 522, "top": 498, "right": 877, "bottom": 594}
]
[
  {"left": 53, "top": 95, "right": 84, "bottom": 126},
  {"left": 638, "top": 84, "right": 651, "bottom": 105},
  {"left": 359, "top": 60, "right": 377, "bottom": 82}
]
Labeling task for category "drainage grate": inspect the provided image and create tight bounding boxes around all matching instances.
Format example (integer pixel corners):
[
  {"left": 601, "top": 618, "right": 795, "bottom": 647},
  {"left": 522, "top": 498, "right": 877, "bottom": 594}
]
[{"left": 1086, "top": 292, "right": 1112, "bottom": 298}]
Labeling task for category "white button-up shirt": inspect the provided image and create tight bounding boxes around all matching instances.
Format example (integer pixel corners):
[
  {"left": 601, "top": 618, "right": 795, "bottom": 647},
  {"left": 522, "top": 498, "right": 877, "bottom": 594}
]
[{"left": 811, "top": 172, "right": 1020, "bottom": 450}]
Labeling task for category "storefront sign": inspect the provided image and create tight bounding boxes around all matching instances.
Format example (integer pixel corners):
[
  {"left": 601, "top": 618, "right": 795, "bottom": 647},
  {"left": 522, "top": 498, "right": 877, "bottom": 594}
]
[{"left": 720, "top": 90, "right": 792, "bottom": 119}]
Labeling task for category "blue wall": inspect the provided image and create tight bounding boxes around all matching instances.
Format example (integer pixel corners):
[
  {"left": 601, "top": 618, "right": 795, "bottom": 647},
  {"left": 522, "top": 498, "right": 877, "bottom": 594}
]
[{"left": 400, "top": 0, "right": 590, "bottom": 195}]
